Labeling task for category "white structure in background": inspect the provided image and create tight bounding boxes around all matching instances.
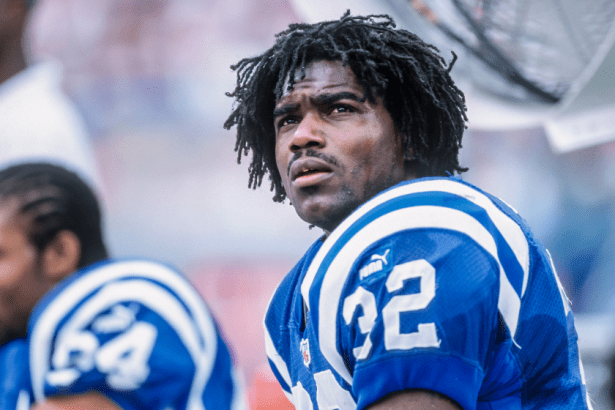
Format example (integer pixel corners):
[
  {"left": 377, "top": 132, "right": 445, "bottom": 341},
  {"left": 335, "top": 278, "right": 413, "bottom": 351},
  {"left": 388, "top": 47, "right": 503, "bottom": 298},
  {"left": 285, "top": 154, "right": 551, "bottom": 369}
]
[
  {"left": 0, "top": 61, "right": 101, "bottom": 191},
  {"left": 543, "top": 34, "right": 615, "bottom": 153},
  {"left": 290, "top": 0, "right": 615, "bottom": 154}
]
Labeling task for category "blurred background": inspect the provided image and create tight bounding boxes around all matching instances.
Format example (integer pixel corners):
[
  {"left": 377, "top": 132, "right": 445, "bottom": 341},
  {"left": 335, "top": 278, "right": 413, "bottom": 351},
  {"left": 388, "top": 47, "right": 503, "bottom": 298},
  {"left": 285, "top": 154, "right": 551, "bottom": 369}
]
[{"left": 3, "top": 0, "right": 615, "bottom": 408}]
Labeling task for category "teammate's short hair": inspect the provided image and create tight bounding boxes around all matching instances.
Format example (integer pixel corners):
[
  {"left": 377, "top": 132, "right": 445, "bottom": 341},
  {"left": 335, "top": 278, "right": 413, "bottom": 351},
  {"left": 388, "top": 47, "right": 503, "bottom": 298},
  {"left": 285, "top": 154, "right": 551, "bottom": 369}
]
[
  {"left": 0, "top": 162, "right": 108, "bottom": 268},
  {"left": 225, "top": 11, "right": 468, "bottom": 202}
]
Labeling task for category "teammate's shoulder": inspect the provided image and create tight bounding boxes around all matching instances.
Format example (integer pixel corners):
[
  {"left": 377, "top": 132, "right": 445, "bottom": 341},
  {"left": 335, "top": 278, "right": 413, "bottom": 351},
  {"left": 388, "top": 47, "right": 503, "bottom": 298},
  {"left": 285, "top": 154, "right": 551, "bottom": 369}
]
[
  {"left": 0, "top": 338, "right": 28, "bottom": 369},
  {"left": 28, "top": 258, "right": 192, "bottom": 332},
  {"left": 0, "top": 339, "right": 32, "bottom": 409},
  {"left": 26, "top": 258, "right": 225, "bottom": 406}
]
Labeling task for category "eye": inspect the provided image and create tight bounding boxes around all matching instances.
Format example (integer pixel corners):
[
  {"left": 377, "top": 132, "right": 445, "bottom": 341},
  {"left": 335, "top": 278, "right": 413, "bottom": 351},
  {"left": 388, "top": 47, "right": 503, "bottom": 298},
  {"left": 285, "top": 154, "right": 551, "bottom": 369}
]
[
  {"left": 277, "top": 116, "right": 298, "bottom": 129},
  {"left": 330, "top": 104, "right": 355, "bottom": 114}
]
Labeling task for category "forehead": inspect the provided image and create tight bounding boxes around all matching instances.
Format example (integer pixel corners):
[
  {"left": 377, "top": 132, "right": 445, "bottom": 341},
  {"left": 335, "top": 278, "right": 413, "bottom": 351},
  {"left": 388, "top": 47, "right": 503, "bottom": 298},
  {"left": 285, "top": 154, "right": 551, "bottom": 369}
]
[
  {"left": 278, "top": 60, "right": 363, "bottom": 102},
  {"left": 0, "top": 198, "right": 30, "bottom": 234},
  {"left": 0, "top": 198, "right": 20, "bottom": 224}
]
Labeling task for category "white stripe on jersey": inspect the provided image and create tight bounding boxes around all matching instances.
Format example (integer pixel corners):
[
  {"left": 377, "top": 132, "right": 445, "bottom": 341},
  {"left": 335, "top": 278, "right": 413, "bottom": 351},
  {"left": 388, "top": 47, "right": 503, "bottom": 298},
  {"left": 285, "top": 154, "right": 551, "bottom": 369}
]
[
  {"left": 315, "top": 205, "right": 520, "bottom": 385},
  {"left": 54, "top": 280, "right": 206, "bottom": 391},
  {"left": 16, "top": 390, "right": 30, "bottom": 410},
  {"left": 301, "top": 179, "right": 530, "bottom": 311},
  {"left": 546, "top": 249, "right": 572, "bottom": 316},
  {"left": 264, "top": 325, "right": 293, "bottom": 393},
  {"left": 230, "top": 366, "right": 248, "bottom": 410},
  {"left": 29, "top": 260, "right": 218, "bottom": 410},
  {"left": 283, "top": 390, "right": 295, "bottom": 406}
]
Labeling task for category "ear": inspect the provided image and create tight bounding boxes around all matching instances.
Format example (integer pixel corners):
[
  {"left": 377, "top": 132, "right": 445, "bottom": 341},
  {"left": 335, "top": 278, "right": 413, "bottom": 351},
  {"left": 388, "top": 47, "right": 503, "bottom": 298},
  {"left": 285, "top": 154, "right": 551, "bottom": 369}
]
[{"left": 42, "top": 230, "right": 81, "bottom": 282}]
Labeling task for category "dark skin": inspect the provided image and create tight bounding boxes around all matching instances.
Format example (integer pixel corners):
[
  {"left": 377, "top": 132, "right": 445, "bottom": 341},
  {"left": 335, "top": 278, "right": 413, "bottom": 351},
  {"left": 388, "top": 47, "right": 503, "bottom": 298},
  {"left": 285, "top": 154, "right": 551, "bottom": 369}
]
[
  {"left": 0, "top": 199, "right": 120, "bottom": 410},
  {"left": 274, "top": 60, "right": 412, "bottom": 235},
  {"left": 0, "top": 199, "right": 53, "bottom": 346},
  {"left": 273, "top": 60, "right": 462, "bottom": 410},
  {"left": 32, "top": 392, "right": 120, "bottom": 410},
  {"left": 0, "top": 0, "right": 28, "bottom": 85},
  {"left": 368, "top": 390, "right": 461, "bottom": 410}
]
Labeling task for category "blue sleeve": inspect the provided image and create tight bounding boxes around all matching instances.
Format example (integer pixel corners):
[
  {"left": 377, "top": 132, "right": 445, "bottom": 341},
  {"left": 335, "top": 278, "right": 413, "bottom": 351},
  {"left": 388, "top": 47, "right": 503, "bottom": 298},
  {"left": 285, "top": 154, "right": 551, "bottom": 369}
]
[
  {"left": 264, "top": 270, "right": 296, "bottom": 396},
  {"left": 28, "top": 260, "right": 241, "bottom": 410},
  {"left": 338, "top": 229, "right": 503, "bottom": 410},
  {"left": 0, "top": 339, "right": 32, "bottom": 409},
  {"left": 264, "top": 239, "right": 324, "bottom": 400}
]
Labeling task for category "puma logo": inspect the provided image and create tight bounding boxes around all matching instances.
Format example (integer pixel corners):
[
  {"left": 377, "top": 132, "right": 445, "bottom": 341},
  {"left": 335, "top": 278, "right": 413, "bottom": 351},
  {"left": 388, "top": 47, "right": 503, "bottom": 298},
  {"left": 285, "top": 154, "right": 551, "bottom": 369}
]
[
  {"left": 370, "top": 249, "right": 390, "bottom": 265},
  {"left": 360, "top": 249, "right": 390, "bottom": 280}
]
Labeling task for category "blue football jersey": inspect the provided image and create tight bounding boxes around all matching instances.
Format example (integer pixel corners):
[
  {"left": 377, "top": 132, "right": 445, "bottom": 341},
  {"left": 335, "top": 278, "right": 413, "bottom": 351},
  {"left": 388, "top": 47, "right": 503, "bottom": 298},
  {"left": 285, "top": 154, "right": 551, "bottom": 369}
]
[
  {"left": 27, "top": 259, "right": 244, "bottom": 410},
  {"left": 264, "top": 177, "right": 592, "bottom": 410},
  {"left": 0, "top": 339, "right": 32, "bottom": 410}
]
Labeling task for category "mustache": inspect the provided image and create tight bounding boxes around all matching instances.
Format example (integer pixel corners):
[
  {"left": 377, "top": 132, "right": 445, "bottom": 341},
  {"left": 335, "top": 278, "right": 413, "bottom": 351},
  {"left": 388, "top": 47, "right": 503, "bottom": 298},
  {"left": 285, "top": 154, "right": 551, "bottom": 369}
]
[{"left": 286, "top": 149, "right": 340, "bottom": 177}]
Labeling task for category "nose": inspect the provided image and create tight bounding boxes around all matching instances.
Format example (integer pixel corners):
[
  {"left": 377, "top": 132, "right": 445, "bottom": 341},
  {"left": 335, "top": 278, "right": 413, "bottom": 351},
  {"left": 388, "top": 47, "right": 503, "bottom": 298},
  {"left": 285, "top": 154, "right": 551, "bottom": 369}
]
[{"left": 289, "top": 113, "right": 325, "bottom": 152}]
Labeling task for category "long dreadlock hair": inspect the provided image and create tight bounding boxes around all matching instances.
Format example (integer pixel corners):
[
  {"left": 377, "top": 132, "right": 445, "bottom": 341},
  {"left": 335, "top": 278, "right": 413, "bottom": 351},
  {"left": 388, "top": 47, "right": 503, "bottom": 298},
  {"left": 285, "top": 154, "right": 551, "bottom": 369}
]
[{"left": 224, "top": 11, "right": 468, "bottom": 203}]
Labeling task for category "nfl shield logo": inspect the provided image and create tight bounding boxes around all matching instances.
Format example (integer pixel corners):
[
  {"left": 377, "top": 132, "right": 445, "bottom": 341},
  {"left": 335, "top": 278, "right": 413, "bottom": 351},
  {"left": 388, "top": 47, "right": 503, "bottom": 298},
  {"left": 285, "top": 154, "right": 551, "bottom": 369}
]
[{"left": 300, "top": 338, "right": 310, "bottom": 367}]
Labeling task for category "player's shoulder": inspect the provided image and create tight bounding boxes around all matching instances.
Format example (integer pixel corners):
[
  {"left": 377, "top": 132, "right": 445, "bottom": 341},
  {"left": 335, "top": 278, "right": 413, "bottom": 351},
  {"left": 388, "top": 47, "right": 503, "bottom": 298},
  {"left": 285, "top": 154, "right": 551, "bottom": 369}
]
[
  {"left": 306, "top": 179, "right": 528, "bottom": 284},
  {"left": 264, "top": 239, "right": 325, "bottom": 397},
  {"left": 266, "top": 239, "right": 324, "bottom": 320},
  {"left": 27, "top": 258, "right": 224, "bottom": 406},
  {"left": 360, "top": 176, "right": 529, "bottom": 234},
  {"left": 29, "top": 258, "right": 195, "bottom": 328},
  {"left": 28, "top": 257, "right": 213, "bottom": 352},
  {"left": 330, "top": 176, "right": 529, "bottom": 252},
  {"left": 265, "top": 239, "right": 323, "bottom": 353}
]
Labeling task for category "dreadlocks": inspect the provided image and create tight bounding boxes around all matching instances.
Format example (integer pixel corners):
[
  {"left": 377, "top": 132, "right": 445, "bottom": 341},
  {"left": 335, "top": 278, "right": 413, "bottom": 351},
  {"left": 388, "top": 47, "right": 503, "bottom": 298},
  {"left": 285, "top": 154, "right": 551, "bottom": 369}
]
[{"left": 224, "top": 11, "right": 468, "bottom": 202}]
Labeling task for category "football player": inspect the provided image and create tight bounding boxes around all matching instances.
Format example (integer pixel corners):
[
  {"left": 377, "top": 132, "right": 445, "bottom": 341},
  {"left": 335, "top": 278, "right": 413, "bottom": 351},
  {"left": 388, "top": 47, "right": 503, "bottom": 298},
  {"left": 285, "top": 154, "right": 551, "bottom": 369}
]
[
  {"left": 0, "top": 163, "right": 244, "bottom": 410},
  {"left": 225, "top": 12, "right": 592, "bottom": 410}
]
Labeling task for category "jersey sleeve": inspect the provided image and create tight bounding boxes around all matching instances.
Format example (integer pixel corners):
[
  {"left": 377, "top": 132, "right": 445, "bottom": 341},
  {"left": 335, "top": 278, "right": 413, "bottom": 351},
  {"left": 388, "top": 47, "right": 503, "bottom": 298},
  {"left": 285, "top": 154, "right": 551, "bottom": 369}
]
[
  {"left": 264, "top": 272, "right": 296, "bottom": 400},
  {"left": 27, "top": 260, "right": 241, "bottom": 410},
  {"left": 335, "top": 228, "right": 511, "bottom": 410},
  {"left": 264, "top": 239, "right": 324, "bottom": 404},
  {"left": 0, "top": 339, "right": 32, "bottom": 410}
]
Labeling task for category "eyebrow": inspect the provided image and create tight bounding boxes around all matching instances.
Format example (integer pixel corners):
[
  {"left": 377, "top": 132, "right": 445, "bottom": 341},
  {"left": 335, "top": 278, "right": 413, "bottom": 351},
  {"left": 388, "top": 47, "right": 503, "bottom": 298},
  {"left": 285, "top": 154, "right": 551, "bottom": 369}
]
[
  {"left": 273, "top": 103, "right": 299, "bottom": 120},
  {"left": 314, "top": 91, "right": 366, "bottom": 106},
  {"left": 273, "top": 91, "right": 367, "bottom": 119}
]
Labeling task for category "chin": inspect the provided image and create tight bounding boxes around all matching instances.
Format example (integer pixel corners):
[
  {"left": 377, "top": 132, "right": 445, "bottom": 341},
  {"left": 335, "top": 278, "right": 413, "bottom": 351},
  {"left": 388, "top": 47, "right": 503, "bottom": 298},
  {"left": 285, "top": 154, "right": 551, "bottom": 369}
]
[
  {"left": 293, "top": 200, "right": 328, "bottom": 229},
  {"left": 295, "top": 200, "right": 354, "bottom": 234},
  {"left": 291, "top": 185, "right": 362, "bottom": 231}
]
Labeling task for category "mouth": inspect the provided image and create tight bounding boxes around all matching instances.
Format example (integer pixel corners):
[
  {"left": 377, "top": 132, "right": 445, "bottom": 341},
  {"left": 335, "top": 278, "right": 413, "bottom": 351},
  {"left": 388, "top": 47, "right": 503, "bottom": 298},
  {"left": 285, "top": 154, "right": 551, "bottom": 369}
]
[
  {"left": 297, "top": 168, "right": 324, "bottom": 178},
  {"left": 290, "top": 158, "right": 333, "bottom": 187}
]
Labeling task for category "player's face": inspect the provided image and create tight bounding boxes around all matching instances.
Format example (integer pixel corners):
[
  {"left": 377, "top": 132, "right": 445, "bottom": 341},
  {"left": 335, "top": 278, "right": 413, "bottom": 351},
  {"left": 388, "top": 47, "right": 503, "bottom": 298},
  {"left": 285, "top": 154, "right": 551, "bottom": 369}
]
[
  {"left": 0, "top": 200, "right": 49, "bottom": 345},
  {"left": 274, "top": 60, "right": 412, "bottom": 233}
]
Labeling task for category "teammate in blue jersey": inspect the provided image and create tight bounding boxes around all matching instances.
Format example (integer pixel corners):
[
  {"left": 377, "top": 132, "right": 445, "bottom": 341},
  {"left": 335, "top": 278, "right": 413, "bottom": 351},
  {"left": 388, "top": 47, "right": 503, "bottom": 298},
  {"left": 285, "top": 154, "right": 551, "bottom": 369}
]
[
  {"left": 224, "top": 12, "right": 592, "bottom": 410},
  {"left": 0, "top": 339, "right": 30, "bottom": 410},
  {"left": 0, "top": 163, "right": 244, "bottom": 410}
]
